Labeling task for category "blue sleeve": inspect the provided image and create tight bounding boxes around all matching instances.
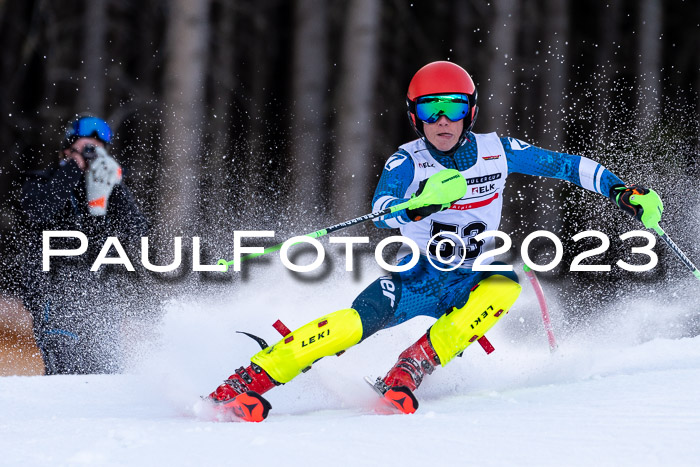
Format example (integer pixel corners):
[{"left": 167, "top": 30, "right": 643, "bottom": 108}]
[
  {"left": 502, "top": 137, "right": 624, "bottom": 198},
  {"left": 371, "top": 150, "right": 415, "bottom": 228}
]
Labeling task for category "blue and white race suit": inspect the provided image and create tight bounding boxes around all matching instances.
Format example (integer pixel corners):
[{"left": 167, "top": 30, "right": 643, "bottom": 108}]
[{"left": 351, "top": 132, "right": 624, "bottom": 340}]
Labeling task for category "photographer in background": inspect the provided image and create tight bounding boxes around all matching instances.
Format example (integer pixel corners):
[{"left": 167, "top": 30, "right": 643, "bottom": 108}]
[{"left": 20, "top": 115, "right": 148, "bottom": 374}]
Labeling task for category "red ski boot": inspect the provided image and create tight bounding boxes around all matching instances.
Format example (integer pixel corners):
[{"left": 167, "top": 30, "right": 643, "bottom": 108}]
[
  {"left": 208, "top": 363, "right": 278, "bottom": 422},
  {"left": 368, "top": 333, "right": 440, "bottom": 414}
]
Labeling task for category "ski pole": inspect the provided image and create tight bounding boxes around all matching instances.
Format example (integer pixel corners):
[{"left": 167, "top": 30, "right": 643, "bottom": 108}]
[
  {"left": 523, "top": 264, "right": 558, "bottom": 352},
  {"left": 652, "top": 225, "right": 700, "bottom": 282},
  {"left": 217, "top": 169, "right": 468, "bottom": 271},
  {"left": 217, "top": 201, "right": 412, "bottom": 271}
]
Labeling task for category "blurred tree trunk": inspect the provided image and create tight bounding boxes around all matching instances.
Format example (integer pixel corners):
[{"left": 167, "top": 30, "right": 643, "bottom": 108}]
[
  {"left": 0, "top": 1, "right": 38, "bottom": 169},
  {"left": 40, "top": 3, "right": 74, "bottom": 137},
  {"left": 334, "top": 0, "right": 380, "bottom": 219},
  {"left": 595, "top": 2, "right": 623, "bottom": 137},
  {"left": 452, "top": 1, "right": 475, "bottom": 67},
  {"left": 78, "top": 0, "right": 106, "bottom": 115},
  {"left": 205, "top": 0, "right": 236, "bottom": 240},
  {"left": 482, "top": 0, "right": 519, "bottom": 134},
  {"left": 291, "top": 0, "right": 329, "bottom": 218},
  {"left": 532, "top": 0, "right": 570, "bottom": 242},
  {"left": 539, "top": 0, "right": 569, "bottom": 150},
  {"left": 161, "top": 0, "right": 209, "bottom": 237},
  {"left": 482, "top": 0, "right": 520, "bottom": 241},
  {"left": 696, "top": 3, "right": 700, "bottom": 179},
  {"left": 240, "top": 12, "right": 275, "bottom": 229},
  {"left": 117, "top": 1, "right": 163, "bottom": 214},
  {"left": 636, "top": 0, "right": 663, "bottom": 130}
]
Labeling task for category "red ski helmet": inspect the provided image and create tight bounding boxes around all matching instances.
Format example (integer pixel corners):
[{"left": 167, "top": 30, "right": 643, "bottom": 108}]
[{"left": 406, "top": 61, "right": 478, "bottom": 152}]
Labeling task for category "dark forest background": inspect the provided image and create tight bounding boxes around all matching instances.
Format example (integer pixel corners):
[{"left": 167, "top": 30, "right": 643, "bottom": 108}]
[{"left": 0, "top": 0, "right": 699, "bottom": 311}]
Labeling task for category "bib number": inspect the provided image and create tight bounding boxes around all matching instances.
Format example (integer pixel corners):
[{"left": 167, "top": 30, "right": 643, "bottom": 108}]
[{"left": 428, "top": 221, "right": 487, "bottom": 261}]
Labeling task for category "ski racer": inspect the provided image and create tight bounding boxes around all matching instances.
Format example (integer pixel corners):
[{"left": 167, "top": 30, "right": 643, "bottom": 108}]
[{"left": 208, "top": 61, "right": 664, "bottom": 421}]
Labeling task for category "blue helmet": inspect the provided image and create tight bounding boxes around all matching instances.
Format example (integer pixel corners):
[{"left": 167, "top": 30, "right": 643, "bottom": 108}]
[{"left": 63, "top": 115, "right": 112, "bottom": 148}]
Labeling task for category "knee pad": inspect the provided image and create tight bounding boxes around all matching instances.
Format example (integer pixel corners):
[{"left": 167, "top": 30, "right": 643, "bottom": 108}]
[
  {"left": 251, "top": 308, "right": 363, "bottom": 383},
  {"left": 429, "top": 274, "right": 521, "bottom": 366}
]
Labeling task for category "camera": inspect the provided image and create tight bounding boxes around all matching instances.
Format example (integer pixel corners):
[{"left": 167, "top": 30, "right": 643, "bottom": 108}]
[{"left": 82, "top": 144, "right": 97, "bottom": 160}]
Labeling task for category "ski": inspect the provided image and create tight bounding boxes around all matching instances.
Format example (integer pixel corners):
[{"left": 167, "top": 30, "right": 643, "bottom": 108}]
[
  {"left": 364, "top": 376, "right": 419, "bottom": 415},
  {"left": 209, "top": 391, "right": 272, "bottom": 423}
]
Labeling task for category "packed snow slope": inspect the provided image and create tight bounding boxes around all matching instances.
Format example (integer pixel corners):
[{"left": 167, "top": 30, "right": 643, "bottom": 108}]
[{"left": 2, "top": 258, "right": 700, "bottom": 466}]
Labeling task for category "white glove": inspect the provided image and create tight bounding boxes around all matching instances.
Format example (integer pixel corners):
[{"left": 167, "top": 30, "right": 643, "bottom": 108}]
[{"left": 85, "top": 146, "right": 122, "bottom": 216}]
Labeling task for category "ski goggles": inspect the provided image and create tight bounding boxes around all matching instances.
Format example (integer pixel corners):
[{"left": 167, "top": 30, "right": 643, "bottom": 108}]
[
  {"left": 65, "top": 116, "right": 112, "bottom": 145},
  {"left": 414, "top": 94, "right": 470, "bottom": 124}
]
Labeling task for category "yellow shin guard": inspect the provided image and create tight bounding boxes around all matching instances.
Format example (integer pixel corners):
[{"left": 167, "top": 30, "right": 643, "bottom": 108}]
[
  {"left": 251, "top": 308, "right": 363, "bottom": 384},
  {"left": 429, "top": 274, "right": 522, "bottom": 366}
]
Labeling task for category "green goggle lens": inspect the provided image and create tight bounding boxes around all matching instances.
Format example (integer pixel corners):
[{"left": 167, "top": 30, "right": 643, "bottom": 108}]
[{"left": 415, "top": 94, "right": 470, "bottom": 123}]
